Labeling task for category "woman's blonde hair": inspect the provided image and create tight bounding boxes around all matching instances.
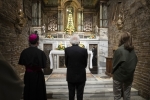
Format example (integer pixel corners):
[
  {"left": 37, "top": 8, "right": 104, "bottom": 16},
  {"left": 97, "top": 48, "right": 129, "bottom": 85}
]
[{"left": 118, "top": 32, "right": 134, "bottom": 51}]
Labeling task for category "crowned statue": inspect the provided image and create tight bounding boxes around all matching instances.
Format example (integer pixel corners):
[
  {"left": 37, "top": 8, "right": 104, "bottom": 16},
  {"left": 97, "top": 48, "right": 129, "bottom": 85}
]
[{"left": 65, "top": 7, "right": 75, "bottom": 35}]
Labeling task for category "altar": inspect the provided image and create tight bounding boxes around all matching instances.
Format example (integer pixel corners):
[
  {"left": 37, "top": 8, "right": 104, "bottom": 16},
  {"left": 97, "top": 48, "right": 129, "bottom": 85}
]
[
  {"left": 38, "top": 37, "right": 108, "bottom": 74},
  {"left": 49, "top": 50, "right": 93, "bottom": 69},
  {"left": 36, "top": 27, "right": 109, "bottom": 74}
]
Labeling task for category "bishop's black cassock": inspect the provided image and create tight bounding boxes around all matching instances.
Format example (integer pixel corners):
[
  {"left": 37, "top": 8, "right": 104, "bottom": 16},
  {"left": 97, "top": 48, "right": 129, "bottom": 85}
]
[{"left": 19, "top": 46, "right": 47, "bottom": 100}]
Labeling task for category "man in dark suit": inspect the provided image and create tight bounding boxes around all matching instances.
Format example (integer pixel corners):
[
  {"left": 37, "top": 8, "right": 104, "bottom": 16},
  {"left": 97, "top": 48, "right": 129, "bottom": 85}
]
[{"left": 65, "top": 34, "right": 88, "bottom": 100}]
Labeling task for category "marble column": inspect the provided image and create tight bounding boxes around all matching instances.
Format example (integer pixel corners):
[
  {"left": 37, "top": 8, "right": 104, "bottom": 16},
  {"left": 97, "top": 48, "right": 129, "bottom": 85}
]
[
  {"left": 38, "top": 1, "right": 41, "bottom": 26},
  {"left": 32, "top": 2, "right": 37, "bottom": 26},
  {"left": 100, "top": 2, "right": 103, "bottom": 27},
  {"left": 81, "top": 8, "right": 84, "bottom": 32},
  {"left": 31, "top": 1, "right": 42, "bottom": 36},
  {"left": 58, "top": 9, "right": 64, "bottom": 31},
  {"left": 77, "top": 8, "right": 82, "bottom": 31},
  {"left": 32, "top": 1, "right": 41, "bottom": 26}
]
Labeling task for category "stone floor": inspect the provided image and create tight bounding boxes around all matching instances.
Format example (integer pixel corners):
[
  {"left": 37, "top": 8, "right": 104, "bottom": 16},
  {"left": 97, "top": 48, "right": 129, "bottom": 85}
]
[
  {"left": 45, "top": 69, "right": 112, "bottom": 82},
  {"left": 21, "top": 96, "right": 145, "bottom": 100},
  {"left": 46, "top": 96, "right": 146, "bottom": 100},
  {"left": 21, "top": 70, "right": 146, "bottom": 100},
  {"left": 44, "top": 70, "right": 146, "bottom": 100}
]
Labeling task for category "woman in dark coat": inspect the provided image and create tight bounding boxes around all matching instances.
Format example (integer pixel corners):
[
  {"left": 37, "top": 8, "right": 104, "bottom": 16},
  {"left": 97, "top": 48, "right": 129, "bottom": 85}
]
[
  {"left": 112, "top": 32, "right": 138, "bottom": 100},
  {"left": 18, "top": 33, "right": 47, "bottom": 100}
]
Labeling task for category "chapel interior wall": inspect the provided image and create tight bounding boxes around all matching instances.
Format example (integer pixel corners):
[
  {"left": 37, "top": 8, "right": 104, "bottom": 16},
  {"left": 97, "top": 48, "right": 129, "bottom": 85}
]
[
  {"left": 0, "top": 0, "right": 32, "bottom": 79},
  {"left": 107, "top": 0, "right": 150, "bottom": 99}
]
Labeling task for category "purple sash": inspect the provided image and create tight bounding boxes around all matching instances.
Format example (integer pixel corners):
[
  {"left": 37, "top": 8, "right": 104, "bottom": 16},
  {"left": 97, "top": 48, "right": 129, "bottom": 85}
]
[{"left": 26, "top": 66, "right": 41, "bottom": 72}]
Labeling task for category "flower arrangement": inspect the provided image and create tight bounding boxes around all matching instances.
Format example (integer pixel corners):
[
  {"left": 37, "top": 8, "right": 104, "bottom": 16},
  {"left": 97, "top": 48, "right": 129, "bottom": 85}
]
[
  {"left": 89, "top": 34, "right": 96, "bottom": 39},
  {"left": 56, "top": 42, "right": 65, "bottom": 50},
  {"left": 57, "top": 45, "right": 65, "bottom": 50},
  {"left": 45, "top": 34, "right": 54, "bottom": 39}
]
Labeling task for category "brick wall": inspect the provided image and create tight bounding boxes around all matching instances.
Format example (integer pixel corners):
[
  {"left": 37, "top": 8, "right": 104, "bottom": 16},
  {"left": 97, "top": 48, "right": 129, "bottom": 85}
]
[
  {"left": 107, "top": 0, "right": 150, "bottom": 99},
  {"left": 0, "top": 0, "right": 32, "bottom": 79}
]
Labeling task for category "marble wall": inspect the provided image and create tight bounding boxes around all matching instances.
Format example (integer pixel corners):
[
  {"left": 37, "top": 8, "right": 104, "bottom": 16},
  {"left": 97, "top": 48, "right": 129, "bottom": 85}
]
[{"left": 98, "top": 41, "right": 108, "bottom": 73}]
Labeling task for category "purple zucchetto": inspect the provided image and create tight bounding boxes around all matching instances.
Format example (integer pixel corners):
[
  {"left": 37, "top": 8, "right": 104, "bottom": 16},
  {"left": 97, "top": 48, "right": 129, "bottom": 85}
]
[{"left": 29, "top": 33, "right": 39, "bottom": 44}]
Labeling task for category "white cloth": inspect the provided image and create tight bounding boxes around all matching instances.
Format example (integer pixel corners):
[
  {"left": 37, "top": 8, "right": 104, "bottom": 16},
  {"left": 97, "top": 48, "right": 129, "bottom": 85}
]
[{"left": 49, "top": 50, "right": 93, "bottom": 69}]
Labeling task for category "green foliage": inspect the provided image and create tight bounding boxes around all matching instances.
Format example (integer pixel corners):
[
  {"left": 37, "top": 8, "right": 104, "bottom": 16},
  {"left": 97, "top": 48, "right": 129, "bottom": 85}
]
[{"left": 57, "top": 45, "right": 65, "bottom": 50}]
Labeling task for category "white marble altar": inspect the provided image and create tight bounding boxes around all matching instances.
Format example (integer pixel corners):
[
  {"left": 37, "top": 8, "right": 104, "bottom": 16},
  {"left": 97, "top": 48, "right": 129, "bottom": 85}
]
[
  {"left": 39, "top": 39, "right": 108, "bottom": 74},
  {"left": 49, "top": 50, "right": 93, "bottom": 69}
]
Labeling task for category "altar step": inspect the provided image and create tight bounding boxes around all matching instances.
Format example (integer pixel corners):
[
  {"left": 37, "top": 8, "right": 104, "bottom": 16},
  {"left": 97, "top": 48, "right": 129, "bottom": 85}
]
[
  {"left": 45, "top": 77, "right": 140, "bottom": 99},
  {"left": 46, "top": 96, "right": 145, "bottom": 100},
  {"left": 20, "top": 96, "right": 145, "bottom": 100},
  {"left": 46, "top": 80, "right": 113, "bottom": 88},
  {"left": 46, "top": 87, "right": 139, "bottom": 99}
]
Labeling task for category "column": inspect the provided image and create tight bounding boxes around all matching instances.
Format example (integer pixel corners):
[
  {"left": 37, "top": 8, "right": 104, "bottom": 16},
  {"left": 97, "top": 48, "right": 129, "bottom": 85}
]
[
  {"left": 81, "top": 8, "right": 84, "bottom": 31},
  {"left": 32, "top": 1, "right": 41, "bottom": 26},
  {"left": 32, "top": 2, "right": 38, "bottom": 26},
  {"left": 38, "top": 1, "right": 41, "bottom": 26},
  {"left": 61, "top": 9, "right": 64, "bottom": 31},
  {"left": 31, "top": 1, "right": 42, "bottom": 36},
  {"left": 77, "top": 8, "right": 82, "bottom": 31},
  {"left": 58, "top": 9, "right": 61, "bottom": 31},
  {"left": 100, "top": 2, "right": 103, "bottom": 27},
  {"left": 58, "top": 9, "right": 64, "bottom": 31}
]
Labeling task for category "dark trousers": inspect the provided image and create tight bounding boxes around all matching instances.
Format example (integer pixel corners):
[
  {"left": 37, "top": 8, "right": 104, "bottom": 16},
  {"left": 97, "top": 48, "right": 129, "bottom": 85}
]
[
  {"left": 68, "top": 81, "right": 85, "bottom": 100},
  {"left": 113, "top": 80, "right": 132, "bottom": 100}
]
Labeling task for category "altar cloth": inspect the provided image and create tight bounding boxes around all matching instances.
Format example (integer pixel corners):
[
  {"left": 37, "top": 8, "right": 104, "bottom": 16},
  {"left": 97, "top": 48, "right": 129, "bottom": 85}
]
[{"left": 49, "top": 50, "right": 93, "bottom": 69}]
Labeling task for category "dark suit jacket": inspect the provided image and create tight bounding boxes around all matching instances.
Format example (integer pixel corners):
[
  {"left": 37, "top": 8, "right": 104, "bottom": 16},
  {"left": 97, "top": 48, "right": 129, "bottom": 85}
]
[{"left": 65, "top": 45, "right": 88, "bottom": 82}]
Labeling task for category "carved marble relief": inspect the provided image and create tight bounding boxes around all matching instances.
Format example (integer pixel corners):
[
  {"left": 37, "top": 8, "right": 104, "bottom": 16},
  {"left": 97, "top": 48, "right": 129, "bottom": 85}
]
[
  {"left": 48, "top": 13, "right": 58, "bottom": 31},
  {"left": 83, "top": 13, "right": 93, "bottom": 32}
]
